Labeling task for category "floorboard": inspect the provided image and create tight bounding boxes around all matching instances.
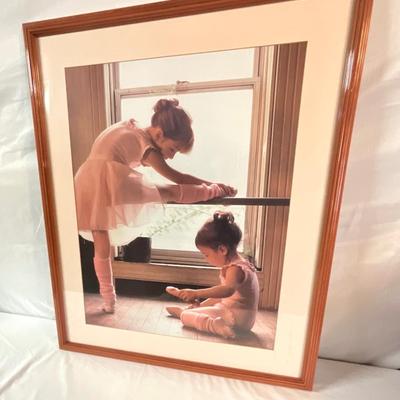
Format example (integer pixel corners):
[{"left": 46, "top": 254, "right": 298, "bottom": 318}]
[{"left": 84, "top": 292, "right": 277, "bottom": 350}]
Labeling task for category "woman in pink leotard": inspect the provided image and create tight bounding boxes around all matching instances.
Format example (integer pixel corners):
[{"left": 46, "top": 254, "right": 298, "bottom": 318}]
[
  {"left": 166, "top": 211, "right": 260, "bottom": 339},
  {"left": 74, "top": 99, "right": 236, "bottom": 313}
]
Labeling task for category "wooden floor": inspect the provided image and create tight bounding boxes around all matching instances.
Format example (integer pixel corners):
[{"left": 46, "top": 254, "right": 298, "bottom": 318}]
[{"left": 84, "top": 292, "right": 277, "bottom": 349}]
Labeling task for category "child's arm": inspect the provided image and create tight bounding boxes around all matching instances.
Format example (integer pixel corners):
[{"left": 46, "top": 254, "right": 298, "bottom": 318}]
[
  {"left": 176, "top": 266, "right": 245, "bottom": 302},
  {"left": 143, "top": 149, "right": 236, "bottom": 196},
  {"left": 143, "top": 149, "right": 210, "bottom": 185},
  {"left": 199, "top": 298, "right": 221, "bottom": 307}
]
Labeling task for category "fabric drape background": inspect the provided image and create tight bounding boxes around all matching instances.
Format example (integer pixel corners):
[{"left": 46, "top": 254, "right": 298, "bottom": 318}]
[{"left": 0, "top": 0, "right": 398, "bottom": 371}]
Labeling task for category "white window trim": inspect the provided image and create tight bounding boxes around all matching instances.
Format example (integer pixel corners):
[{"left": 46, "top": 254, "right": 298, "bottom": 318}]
[
  {"left": 114, "top": 78, "right": 258, "bottom": 123},
  {"left": 109, "top": 46, "right": 275, "bottom": 269}
]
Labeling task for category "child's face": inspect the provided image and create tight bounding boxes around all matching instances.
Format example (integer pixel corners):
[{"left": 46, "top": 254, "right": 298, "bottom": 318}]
[
  {"left": 197, "top": 245, "right": 228, "bottom": 267},
  {"left": 155, "top": 133, "right": 181, "bottom": 160}
]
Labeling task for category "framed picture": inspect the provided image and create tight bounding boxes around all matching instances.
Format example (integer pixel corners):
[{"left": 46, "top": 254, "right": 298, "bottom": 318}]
[{"left": 23, "top": 0, "right": 373, "bottom": 390}]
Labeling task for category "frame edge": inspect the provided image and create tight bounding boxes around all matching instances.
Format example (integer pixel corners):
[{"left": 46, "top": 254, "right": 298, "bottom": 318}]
[
  {"left": 22, "top": 0, "right": 291, "bottom": 37},
  {"left": 300, "top": 0, "right": 374, "bottom": 390}
]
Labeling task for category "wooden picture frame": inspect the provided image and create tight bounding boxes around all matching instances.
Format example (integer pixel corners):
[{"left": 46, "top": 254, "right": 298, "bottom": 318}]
[{"left": 23, "top": 0, "right": 373, "bottom": 390}]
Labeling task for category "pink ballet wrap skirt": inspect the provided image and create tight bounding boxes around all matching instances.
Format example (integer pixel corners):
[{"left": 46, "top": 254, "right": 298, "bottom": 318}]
[{"left": 74, "top": 158, "right": 163, "bottom": 246}]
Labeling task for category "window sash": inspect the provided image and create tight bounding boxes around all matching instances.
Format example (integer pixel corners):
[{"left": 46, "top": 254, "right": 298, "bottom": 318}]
[{"left": 115, "top": 77, "right": 258, "bottom": 122}]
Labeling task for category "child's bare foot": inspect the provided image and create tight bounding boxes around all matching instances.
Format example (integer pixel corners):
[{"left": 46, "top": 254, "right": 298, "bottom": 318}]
[
  {"left": 166, "top": 286, "right": 181, "bottom": 297},
  {"left": 166, "top": 306, "right": 184, "bottom": 318},
  {"left": 213, "top": 317, "right": 236, "bottom": 339}
]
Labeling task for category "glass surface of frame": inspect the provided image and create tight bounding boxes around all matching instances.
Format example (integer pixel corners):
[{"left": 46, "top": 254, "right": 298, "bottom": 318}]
[{"left": 23, "top": 0, "right": 373, "bottom": 390}]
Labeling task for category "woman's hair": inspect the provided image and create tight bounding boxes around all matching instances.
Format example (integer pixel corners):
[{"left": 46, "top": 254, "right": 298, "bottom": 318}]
[
  {"left": 151, "top": 98, "right": 194, "bottom": 153},
  {"left": 195, "top": 211, "right": 242, "bottom": 256}
]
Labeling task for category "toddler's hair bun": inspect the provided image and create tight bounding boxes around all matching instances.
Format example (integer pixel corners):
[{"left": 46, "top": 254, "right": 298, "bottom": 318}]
[
  {"left": 154, "top": 98, "right": 179, "bottom": 113},
  {"left": 196, "top": 211, "right": 242, "bottom": 254},
  {"left": 213, "top": 211, "right": 234, "bottom": 225}
]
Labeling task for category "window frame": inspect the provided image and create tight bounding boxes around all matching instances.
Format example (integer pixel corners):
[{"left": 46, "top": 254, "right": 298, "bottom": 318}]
[{"left": 108, "top": 46, "right": 275, "bottom": 268}]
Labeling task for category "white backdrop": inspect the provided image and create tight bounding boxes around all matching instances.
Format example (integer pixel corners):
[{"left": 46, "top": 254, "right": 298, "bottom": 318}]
[{"left": 0, "top": 0, "right": 398, "bottom": 370}]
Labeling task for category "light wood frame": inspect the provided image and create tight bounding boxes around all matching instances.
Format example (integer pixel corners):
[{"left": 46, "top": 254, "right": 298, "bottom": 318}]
[{"left": 23, "top": 0, "right": 373, "bottom": 390}]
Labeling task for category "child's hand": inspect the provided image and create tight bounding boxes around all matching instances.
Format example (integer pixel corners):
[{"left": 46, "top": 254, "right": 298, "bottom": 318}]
[
  {"left": 186, "top": 299, "right": 201, "bottom": 309},
  {"left": 178, "top": 289, "right": 198, "bottom": 302},
  {"left": 216, "top": 183, "right": 237, "bottom": 197},
  {"left": 166, "top": 286, "right": 199, "bottom": 303}
]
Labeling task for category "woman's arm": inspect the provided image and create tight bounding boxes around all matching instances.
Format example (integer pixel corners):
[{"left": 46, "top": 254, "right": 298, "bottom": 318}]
[
  {"left": 143, "top": 149, "right": 211, "bottom": 185},
  {"left": 177, "top": 266, "right": 245, "bottom": 302}
]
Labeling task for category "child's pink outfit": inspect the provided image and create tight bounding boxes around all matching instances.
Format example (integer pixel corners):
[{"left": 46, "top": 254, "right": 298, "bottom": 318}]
[
  {"left": 74, "top": 119, "right": 225, "bottom": 311},
  {"left": 179, "top": 259, "right": 260, "bottom": 336},
  {"left": 74, "top": 119, "right": 162, "bottom": 246},
  {"left": 74, "top": 119, "right": 225, "bottom": 245}
]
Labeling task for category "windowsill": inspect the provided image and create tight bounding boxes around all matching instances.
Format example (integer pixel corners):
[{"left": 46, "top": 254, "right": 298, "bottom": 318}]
[
  {"left": 115, "top": 259, "right": 215, "bottom": 270},
  {"left": 112, "top": 259, "right": 219, "bottom": 286},
  {"left": 112, "top": 259, "right": 264, "bottom": 287}
]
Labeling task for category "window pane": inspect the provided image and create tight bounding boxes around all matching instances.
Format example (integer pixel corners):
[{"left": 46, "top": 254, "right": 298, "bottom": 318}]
[
  {"left": 120, "top": 90, "right": 253, "bottom": 252},
  {"left": 141, "top": 204, "right": 246, "bottom": 253},
  {"left": 119, "top": 48, "right": 254, "bottom": 88}
]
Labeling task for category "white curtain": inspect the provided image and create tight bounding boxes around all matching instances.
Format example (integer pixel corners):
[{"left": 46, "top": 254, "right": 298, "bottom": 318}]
[{"left": 319, "top": 0, "right": 400, "bottom": 368}]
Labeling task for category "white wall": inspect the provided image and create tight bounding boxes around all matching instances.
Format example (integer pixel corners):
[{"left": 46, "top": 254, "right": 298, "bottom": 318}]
[{"left": 0, "top": 0, "right": 398, "bottom": 369}]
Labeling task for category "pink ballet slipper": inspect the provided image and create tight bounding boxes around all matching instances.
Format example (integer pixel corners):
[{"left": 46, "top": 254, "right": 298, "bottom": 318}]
[
  {"left": 178, "top": 183, "right": 224, "bottom": 203},
  {"left": 221, "top": 309, "right": 236, "bottom": 327},
  {"left": 181, "top": 312, "right": 236, "bottom": 339},
  {"left": 166, "top": 306, "right": 184, "bottom": 318},
  {"left": 166, "top": 286, "right": 181, "bottom": 297},
  {"left": 213, "top": 317, "right": 236, "bottom": 339},
  {"left": 93, "top": 257, "right": 116, "bottom": 313},
  {"left": 189, "top": 299, "right": 201, "bottom": 308}
]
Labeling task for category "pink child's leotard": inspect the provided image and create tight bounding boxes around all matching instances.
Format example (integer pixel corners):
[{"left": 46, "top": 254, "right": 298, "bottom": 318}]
[
  {"left": 74, "top": 119, "right": 162, "bottom": 245},
  {"left": 219, "top": 259, "right": 260, "bottom": 330},
  {"left": 179, "top": 259, "right": 260, "bottom": 335}
]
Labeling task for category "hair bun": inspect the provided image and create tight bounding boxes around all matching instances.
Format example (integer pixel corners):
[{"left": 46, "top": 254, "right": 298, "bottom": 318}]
[
  {"left": 213, "top": 211, "right": 234, "bottom": 225},
  {"left": 153, "top": 98, "right": 179, "bottom": 113}
]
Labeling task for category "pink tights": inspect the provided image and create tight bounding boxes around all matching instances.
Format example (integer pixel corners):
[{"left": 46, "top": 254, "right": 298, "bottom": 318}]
[
  {"left": 180, "top": 306, "right": 235, "bottom": 338},
  {"left": 178, "top": 183, "right": 224, "bottom": 203},
  {"left": 93, "top": 256, "right": 116, "bottom": 313}
]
